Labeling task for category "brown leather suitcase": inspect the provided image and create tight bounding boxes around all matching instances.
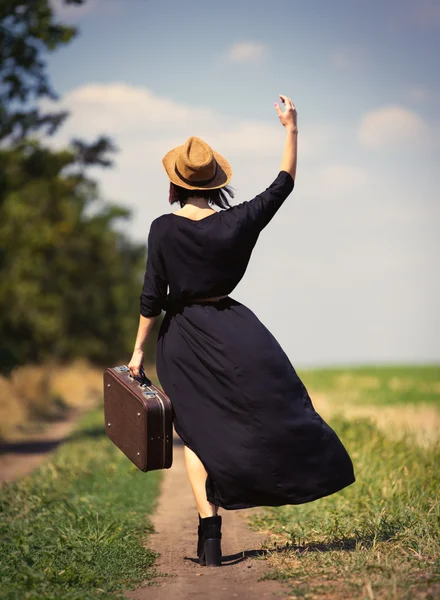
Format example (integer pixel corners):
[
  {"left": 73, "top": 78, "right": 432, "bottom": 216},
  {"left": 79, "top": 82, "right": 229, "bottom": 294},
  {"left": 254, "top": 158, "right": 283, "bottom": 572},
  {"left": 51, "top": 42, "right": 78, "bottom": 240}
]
[{"left": 103, "top": 365, "right": 173, "bottom": 471}]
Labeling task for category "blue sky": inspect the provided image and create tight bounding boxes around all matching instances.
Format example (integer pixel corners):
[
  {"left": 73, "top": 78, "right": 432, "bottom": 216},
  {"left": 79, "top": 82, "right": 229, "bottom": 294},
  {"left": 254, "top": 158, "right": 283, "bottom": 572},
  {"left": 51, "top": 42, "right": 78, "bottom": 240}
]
[{"left": 45, "top": 0, "right": 439, "bottom": 367}]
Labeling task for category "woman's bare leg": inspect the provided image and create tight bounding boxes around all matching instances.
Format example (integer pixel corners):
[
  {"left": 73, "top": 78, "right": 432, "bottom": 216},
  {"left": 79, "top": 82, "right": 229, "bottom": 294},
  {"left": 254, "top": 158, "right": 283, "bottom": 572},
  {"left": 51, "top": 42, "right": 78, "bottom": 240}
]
[{"left": 184, "top": 445, "right": 218, "bottom": 518}]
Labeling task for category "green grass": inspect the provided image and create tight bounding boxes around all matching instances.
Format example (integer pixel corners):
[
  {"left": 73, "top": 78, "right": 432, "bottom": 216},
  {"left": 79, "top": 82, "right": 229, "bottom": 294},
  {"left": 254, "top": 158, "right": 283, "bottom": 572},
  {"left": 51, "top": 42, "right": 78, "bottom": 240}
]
[
  {"left": 250, "top": 415, "right": 440, "bottom": 599},
  {"left": 297, "top": 365, "right": 440, "bottom": 407},
  {"left": 0, "top": 404, "right": 162, "bottom": 600}
]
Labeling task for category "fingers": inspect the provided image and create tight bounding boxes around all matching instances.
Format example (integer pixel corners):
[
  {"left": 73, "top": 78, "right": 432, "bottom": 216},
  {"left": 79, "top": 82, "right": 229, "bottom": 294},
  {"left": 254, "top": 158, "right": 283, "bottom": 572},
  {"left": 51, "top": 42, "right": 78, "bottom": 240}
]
[
  {"left": 275, "top": 95, "right": 295, "bottom": 117},
  {"left": 274, "top": 102, "right": 283, "bottom": 118},
  {"left": 278, "top": 94, "right": 296, "bottom": 110},
  {"left": 128, "top": 365, "right": 141, "bottom": 378}
]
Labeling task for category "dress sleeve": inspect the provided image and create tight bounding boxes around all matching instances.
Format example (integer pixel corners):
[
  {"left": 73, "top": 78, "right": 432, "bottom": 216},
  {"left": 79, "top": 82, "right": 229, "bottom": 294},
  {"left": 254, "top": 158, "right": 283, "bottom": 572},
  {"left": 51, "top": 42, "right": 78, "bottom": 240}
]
[
  {"left": 139, "top": 220, "right": 168, "bottom": 318},
  {"left": 239, "top": 170, "right": 294, "bottom": 232}
]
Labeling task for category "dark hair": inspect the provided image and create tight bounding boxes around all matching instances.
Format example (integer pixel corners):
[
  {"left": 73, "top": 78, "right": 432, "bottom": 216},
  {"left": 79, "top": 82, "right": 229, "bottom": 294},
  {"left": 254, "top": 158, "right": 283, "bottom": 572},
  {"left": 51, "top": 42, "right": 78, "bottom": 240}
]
[{"left": 169, "top": 182, "right": 235, "bottom": 209}]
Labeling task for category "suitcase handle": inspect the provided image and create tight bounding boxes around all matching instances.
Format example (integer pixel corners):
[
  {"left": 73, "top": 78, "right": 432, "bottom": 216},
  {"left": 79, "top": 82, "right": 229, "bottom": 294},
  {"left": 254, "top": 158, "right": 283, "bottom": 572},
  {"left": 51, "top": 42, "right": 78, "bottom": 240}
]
[{"left": 128, "top": 365, "right": 152, "bottom": 387}]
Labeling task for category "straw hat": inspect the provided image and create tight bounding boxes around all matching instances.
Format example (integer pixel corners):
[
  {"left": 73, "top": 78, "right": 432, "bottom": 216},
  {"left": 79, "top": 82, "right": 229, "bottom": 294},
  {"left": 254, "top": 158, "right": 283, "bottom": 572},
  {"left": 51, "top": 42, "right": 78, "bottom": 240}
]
[{"left": 162, "top": 136, "right": 232, "bottom": 190}]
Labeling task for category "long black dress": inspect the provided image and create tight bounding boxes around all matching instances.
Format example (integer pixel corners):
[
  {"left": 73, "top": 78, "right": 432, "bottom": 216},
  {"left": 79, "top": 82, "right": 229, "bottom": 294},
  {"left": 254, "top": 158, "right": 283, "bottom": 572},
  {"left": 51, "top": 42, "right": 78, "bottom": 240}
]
[{"left": 140, "top": 170, "right": 356, "bottom": 510}]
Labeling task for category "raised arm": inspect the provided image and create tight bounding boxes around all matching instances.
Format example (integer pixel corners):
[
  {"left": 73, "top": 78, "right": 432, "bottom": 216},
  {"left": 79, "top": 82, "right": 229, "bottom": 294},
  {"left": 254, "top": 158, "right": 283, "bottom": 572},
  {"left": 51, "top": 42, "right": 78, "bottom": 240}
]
[
  {"left": 274, "top": 94, "right": 298, "bottom": 180},
  {"left": 234, "top": 94, "right": 298, "bottom": 233}
]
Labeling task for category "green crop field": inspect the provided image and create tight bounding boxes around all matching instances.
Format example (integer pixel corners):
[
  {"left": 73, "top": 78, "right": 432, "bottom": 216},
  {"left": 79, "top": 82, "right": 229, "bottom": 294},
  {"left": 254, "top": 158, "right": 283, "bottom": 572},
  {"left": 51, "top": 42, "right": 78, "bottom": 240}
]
[
  {"left": 250, "top": 365, "right": 440, "bottom": 599},
  {"left": 0, "top": 406, "right": 162, "bottom": 600},
  {"left": 299, "top": 365, "right": 440, "bottom": 407}
]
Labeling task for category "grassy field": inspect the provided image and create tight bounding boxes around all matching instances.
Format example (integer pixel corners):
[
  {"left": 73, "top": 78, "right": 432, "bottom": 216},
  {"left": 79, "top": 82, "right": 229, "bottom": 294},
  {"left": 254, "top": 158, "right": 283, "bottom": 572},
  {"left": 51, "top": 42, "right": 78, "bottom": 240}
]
[
  {"left": 299, "top": 365, "right": 440, "bottom": 407},
  {"left": 249, "top": 366, "right": 440, "bottom": 599},
  {"left": 0, "top": 405, "right": 162, "bottom": 600},
  {"left": 299, "top": 365, "right": 440, "bottom": 449}
]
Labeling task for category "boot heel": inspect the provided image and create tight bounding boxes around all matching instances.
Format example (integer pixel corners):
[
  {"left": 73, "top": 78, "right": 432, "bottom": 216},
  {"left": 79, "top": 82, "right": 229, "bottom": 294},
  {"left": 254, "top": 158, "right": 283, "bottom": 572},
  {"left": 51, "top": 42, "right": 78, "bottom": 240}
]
[{"left": 203, "top": 538, "right": 222, "bottom": 567}]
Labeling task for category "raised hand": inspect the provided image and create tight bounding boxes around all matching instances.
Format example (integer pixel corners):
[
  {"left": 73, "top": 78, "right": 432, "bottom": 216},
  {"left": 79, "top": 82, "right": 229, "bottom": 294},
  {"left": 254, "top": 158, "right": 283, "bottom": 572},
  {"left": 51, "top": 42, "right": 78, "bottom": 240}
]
[
  {"left": 275, "top": 95, "right": 298, "bottom": 179},
  {"left": 274, "top": 95, "right": 298, "bottom": 132}
]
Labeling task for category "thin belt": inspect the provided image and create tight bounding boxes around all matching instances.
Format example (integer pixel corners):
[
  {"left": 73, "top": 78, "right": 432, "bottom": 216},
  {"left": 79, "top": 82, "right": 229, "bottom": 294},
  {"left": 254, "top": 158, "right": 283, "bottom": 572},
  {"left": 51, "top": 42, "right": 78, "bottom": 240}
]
[
  {"left": 164, "top": 294, "right": 229, "bottom": 313},
  {"left": 191, "top": 294, "right": 229, "bottom": 303}
]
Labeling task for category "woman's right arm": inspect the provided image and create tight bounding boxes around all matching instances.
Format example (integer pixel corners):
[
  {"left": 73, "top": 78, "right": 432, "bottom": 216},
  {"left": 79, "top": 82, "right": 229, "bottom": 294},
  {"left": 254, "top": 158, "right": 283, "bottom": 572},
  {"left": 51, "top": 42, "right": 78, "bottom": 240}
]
[
  {"left": 274, "top": 94, "right": 298, "bottom": 180},
  {"left": 231, "top": 94, "right": 298, "bottom": 233}
]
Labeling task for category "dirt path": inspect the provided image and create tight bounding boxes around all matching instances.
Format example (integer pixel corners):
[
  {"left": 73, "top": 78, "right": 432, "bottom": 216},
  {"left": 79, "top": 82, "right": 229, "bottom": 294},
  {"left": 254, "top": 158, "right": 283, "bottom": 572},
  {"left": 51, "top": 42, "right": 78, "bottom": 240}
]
[
  {"left": 0, "top": 405, "right": 93, "bottom": 485},
  {"left": 125, "top": 435, "right": 291, "bottom": 600}
]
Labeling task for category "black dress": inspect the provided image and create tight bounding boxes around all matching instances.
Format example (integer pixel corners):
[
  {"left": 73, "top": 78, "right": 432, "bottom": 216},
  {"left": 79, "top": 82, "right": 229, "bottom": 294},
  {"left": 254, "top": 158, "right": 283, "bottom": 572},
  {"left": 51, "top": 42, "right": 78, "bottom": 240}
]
[{"left": 140, "top": 170, "right": 356, "bottom": 510}]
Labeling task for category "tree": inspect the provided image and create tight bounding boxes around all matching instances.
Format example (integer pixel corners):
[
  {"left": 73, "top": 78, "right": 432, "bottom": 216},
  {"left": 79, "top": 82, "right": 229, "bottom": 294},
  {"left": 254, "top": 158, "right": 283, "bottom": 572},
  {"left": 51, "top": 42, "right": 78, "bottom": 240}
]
[
  {"left": 0, "top": 1, "right": 161, "bottom": 373},
  {"left": 0, "top": 0, "right": 86, "bottom": 141},
  {"left": 0, "top": 0, "right": 119, "bottom": 174},
  {"left": 0, "top": 140, "right": 159, "bottom": 372}
]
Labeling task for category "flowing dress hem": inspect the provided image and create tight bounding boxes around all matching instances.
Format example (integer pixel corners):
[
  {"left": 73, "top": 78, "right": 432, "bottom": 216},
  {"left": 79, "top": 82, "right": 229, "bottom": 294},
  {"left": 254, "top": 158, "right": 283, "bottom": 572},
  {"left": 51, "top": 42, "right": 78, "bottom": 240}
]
[
  {"left": 206, "top": 475, "right": 356, "bottom": 511},
  {"left": 171, "top": 387, "right": 356, "bottom": 512}
]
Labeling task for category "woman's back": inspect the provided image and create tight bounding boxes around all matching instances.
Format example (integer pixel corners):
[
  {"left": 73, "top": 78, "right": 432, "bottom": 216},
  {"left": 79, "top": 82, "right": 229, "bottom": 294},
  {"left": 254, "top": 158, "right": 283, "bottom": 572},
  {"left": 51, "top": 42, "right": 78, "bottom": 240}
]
[{"left": 140, "top": 171, "right": 294, "bottom": 316}]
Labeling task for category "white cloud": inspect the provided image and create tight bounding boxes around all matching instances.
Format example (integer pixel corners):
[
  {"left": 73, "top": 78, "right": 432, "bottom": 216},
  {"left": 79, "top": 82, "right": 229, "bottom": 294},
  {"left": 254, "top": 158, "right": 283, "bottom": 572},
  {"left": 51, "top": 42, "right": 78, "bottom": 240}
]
[
  {"left": 227, "top": 42, "right": 268, "bottom": 63},
  {"left": 57, "top": 84, "right": 214, "bottom": 137},
  {"left": 40, "top": 84, "right": 280, "bottom": 224},
  {"left": 358, "top": 104, "right": 430, "bottom": 150},
  {"left": 38, "top": 82, "right": 349, "bottom": 249},
  {"left": 42, "top": 82, "right": 331, "bottom": 163}
]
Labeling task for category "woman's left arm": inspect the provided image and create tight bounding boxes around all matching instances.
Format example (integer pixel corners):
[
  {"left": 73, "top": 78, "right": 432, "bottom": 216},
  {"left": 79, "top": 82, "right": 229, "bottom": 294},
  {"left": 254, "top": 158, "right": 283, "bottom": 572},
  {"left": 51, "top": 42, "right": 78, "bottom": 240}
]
[
  {"left": 128, "top": 315, "right": 158, "bottom": 378},
  {"left": 128, "top": 219, "right": 167, "bottom": 378}
]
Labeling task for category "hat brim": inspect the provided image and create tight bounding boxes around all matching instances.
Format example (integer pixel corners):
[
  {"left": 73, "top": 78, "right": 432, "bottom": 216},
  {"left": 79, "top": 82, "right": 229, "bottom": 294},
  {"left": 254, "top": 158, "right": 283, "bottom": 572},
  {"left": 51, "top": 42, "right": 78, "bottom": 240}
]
[{"left": 162, "top": 145, "right": 232, "bottom": 190}]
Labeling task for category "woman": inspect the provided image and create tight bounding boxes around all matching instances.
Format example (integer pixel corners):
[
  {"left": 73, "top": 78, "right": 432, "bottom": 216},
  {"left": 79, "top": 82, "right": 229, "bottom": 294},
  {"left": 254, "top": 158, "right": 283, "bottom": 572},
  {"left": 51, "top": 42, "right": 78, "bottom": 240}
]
[{"left": 128, "top": 95, "right": 356, "bottom": 567}]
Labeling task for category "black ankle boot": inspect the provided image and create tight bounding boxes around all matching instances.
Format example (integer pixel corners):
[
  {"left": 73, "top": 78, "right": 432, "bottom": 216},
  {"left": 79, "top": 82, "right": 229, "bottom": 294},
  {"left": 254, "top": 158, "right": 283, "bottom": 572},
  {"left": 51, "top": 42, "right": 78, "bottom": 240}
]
[
  {"left": 197, "top": 514, "right": 203, "bottom": 557},
  {"left": 198, "top": 515, "right": 222, "bottom": 567}
]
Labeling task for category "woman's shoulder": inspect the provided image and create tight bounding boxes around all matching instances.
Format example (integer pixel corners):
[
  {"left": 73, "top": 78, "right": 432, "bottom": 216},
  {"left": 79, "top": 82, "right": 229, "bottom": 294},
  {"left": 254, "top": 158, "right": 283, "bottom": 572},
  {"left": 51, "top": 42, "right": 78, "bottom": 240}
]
[
  {"left": 147, "top": 215, "right": 171, "bottom": 244},
  {"left": 151, "top": 214, "right": 173, "bottom": 229}
]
